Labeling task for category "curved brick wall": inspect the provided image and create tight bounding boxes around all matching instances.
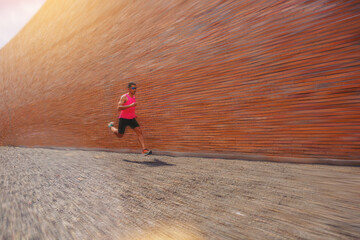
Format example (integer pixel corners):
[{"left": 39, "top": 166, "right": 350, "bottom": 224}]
[{"left": 0, "top": 0, "right": 359, "bottom": 163}]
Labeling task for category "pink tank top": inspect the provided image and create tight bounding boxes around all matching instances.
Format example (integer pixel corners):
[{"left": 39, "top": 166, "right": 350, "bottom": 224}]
[{"left": 119, "top": 94, "right": 136, "bottom": 119}]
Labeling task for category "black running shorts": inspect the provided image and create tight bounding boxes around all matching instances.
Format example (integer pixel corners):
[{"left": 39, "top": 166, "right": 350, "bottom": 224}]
[{"left": 118, "top": 118, "right": 140, "bottom": 134}]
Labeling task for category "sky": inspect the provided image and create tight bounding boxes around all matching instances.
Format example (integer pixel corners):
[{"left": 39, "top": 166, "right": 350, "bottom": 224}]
[{"left": 0, "top": 0, "right": 46, "bottom": 49}]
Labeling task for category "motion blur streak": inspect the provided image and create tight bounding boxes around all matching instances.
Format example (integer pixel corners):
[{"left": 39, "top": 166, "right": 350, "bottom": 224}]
[
  {"left": 1, "top": 147, "right": 359, "bottom": 239},
  {"left": 0, "top": 0, "right": 359, "bottom": 163}
]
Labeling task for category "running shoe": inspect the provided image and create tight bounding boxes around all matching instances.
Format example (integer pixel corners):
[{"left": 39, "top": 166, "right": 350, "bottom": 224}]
[
  {"left": 108, "top": 122, "right": 114, "bottom": 128},
  {"left": 142, "top": 149, "right": 152, "bottom": 156}
]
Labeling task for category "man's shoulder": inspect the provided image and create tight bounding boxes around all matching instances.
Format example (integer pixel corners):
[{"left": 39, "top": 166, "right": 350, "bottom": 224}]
[{"left": 119, "top": 93, "right": 128, "bottom": 102}]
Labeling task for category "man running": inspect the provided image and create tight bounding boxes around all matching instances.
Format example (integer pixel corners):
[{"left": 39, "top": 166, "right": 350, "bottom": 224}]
[{"left": 108, "top": 82, "right": 152, "bottom": 155}]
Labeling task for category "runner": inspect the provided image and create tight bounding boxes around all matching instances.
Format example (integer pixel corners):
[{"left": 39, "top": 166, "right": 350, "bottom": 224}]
[{"left": 108, "top": 82, "right": 152, "bottom": 155}]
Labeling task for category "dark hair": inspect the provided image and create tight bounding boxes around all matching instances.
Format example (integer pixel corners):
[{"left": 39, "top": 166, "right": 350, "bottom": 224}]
[{"left": 128, "top": 82, "right": 136, "bottom": 88}]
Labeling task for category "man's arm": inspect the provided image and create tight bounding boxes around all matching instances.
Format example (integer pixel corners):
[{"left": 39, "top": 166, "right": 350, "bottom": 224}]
[{"left": 117, "top": 95, "right": 136, "bottom": 111}]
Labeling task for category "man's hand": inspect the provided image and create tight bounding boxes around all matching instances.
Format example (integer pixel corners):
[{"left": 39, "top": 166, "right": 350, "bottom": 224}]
[{"left": 130, "top": 102, "right": 137, "bottom": 107}]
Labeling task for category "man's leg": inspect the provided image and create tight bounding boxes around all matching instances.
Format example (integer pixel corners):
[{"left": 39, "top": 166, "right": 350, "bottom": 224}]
[
  {"left": 108, "top": 122, "right": 124, "bottom": 138},
  {"left": 133, "top": 127, "right": 146, "bottom": 150},
  {"left": 130, "top": 119, "right": 152, "bottom": 155},
  {"left": 112, "top": 127, "right": 124, "bottom": 138}
]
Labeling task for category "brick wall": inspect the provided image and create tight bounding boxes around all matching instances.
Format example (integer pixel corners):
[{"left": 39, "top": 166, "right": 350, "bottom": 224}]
[{"left": 0, "top": 0, "right": 359, "bottom": 162}]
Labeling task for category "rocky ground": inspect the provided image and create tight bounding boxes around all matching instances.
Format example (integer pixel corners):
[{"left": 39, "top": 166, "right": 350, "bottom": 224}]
[{"left": 0, "top": 146, "right": 359, "bottom": 240}]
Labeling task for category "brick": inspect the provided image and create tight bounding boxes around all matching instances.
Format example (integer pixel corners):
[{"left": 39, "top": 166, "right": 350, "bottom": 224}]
[{"left": 0, "top": 0, "right": 359, "bottom": 161}]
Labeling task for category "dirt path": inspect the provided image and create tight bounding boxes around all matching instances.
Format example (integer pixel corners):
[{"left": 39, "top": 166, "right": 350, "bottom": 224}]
[{"left": 0, "top": 147, "right": 359, "bottom": 239}]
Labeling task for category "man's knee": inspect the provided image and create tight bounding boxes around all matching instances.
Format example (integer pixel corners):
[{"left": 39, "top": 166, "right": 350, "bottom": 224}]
[
  {"left": 134, "top": 127, "right": 142, "bottom": 134},
  {"left": 116, "top": 133, "right": 124, "bottom": 138}
]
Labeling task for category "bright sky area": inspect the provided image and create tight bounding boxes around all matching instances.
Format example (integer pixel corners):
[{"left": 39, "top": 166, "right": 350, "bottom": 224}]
[{"left": 0, "top": 0, "right": 46, "bottom": 49}]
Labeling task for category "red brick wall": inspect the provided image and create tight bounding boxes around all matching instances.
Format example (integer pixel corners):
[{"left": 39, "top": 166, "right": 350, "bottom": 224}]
[{"left": 0, "top": 0, "right": 359, "bottom": 162}]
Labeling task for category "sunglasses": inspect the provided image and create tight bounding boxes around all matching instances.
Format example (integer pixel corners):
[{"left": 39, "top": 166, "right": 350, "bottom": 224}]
[{"left": 131, "top": 87, "right": 137, "bottom": 90}]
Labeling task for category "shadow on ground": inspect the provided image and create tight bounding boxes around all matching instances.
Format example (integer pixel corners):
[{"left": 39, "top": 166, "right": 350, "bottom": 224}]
[{"left": 122, "top": 158, "right": 176, "bottom": 167}]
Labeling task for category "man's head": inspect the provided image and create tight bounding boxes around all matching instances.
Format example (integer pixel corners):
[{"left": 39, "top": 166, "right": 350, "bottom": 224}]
[{"left": 128, "top": 82, "right": 137, "bottom": 95}]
